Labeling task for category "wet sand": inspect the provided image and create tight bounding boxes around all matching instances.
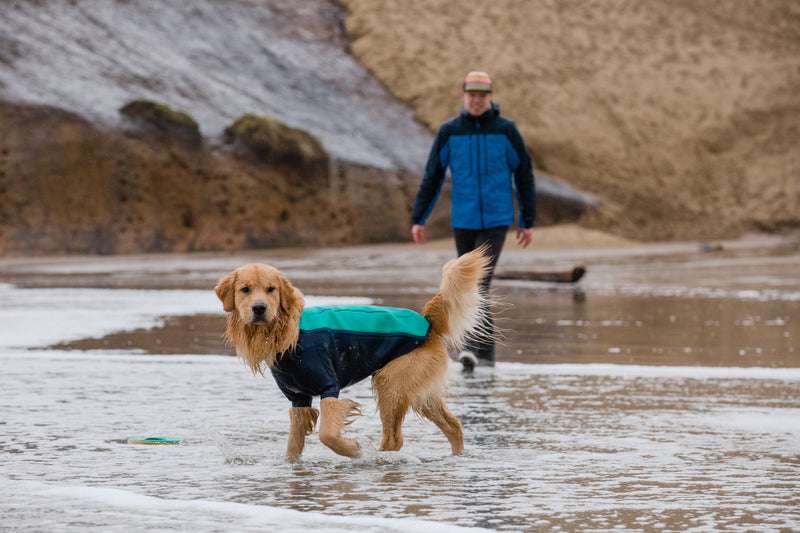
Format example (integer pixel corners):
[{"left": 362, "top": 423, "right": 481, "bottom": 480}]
[{"left": 5, "top": 225, "right": 796, "bottom": 369}]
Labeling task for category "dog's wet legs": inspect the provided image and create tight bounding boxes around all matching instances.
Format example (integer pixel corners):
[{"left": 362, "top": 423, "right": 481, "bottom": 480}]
[
  {"left": 319, "top": 397, "right": 362, "bottom": 458},
  {"left": 415, "top": 397, "right": 464, "bottom": 455},
  {"left": 377, "top": 397, "right": 409, "bottom": 451},
  {"left": 285, "top": 406, "right": 319, "bottom": 461}
]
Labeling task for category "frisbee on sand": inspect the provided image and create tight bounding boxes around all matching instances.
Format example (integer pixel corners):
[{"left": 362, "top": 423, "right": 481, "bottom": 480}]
[{"left": 127, "top": 437, "right": 184, "bottom": 445}]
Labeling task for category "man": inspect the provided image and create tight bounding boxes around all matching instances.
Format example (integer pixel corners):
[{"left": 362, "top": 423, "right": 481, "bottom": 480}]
[{"left": 411, "top": 70, "right": 536, "bottom": 370}]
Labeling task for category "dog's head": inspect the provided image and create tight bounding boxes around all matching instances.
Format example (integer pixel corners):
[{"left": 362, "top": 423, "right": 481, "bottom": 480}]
[
  {"left": 215, "top": 263, "right": 298, "bottom": 325},
  {"left": 215, "top": 263, "right": 304, "bottom": 373}
]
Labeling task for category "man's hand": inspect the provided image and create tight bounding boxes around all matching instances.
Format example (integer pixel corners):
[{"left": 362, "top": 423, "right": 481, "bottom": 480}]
[
  {"left": 516, "top": 227, "right": 532, "bottom": 248},
  {"left": 412, "top": 224, "right": 426, "bottom": 244}
]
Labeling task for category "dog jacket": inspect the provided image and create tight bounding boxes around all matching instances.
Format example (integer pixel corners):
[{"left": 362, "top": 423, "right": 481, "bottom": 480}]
[{"left": 270, "top": 305, "right": 432, "bottom": 407}]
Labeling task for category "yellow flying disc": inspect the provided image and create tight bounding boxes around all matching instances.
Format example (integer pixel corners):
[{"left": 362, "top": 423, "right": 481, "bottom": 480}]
[{"left": 127, "top": 437, "right": 184, "bottom": 445}]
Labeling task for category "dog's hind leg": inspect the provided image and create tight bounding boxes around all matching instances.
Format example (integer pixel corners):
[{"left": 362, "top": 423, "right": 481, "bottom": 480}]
[
  {"left": 285, "top": 406, "right": 318, "bottom": 461},
  {"left": 376, "top": 394, "right": 409, "bottom": 451},
  {"left": 414, "top": 396, "right": 464, "bottom": 455},
  {"left": 373, "top": 342, "right": 452, "bottom": 452},
  {"left": 372, "top": 364, "right": 411, "bottom": 451},
  {"left": 319, "top": 397, "right": 362, "bottom": 458}
]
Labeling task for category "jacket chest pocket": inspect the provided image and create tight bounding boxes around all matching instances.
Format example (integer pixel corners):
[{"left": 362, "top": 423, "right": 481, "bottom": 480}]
[
  {"left": 483, "top": 134, "right": 511, "bottom": 176},
  {"left": 448, "top": 135, "right": 473, "bottom": 178}
]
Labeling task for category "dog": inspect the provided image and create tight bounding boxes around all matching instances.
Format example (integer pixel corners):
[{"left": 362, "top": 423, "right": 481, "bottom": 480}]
[{"left": 214, "top": 247, "right": 491, "bottom": 460}]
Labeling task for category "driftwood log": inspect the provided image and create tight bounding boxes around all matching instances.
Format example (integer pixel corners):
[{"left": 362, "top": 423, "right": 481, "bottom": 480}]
[{"left": 495, "top": 266, "right": 586, "bottom": 283}]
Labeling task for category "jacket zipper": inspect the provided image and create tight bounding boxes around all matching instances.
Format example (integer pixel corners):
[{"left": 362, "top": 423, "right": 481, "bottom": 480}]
[{"left": 475, "top": 123, "right": 484, "bottom": 228}]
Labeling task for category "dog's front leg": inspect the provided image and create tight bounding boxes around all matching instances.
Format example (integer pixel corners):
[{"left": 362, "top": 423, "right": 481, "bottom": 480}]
[
  {"left": 319, "top": 397, "right": 362, "bottom": 458},
  {"left": 285, "top": 406, "right": 319, "bottom": 461}
]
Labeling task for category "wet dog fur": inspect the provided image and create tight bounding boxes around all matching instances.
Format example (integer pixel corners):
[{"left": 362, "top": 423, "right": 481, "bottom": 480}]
[{"left": 215, "top": 247, "right": 491, "bottom": 460}]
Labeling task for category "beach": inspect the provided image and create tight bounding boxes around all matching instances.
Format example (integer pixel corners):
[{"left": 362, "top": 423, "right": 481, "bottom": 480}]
[{"left": 1, "top": 226, "right": 798, "bottom": 531}]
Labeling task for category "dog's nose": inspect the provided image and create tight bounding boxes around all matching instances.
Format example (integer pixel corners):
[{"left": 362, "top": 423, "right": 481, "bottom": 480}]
[{"left": 252, "top": 302, "right": 267, "bottom": 315}]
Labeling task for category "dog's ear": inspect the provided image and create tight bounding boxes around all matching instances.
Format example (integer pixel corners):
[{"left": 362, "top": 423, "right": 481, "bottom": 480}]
[
  {"left": 215, "top": 270, "right": 237, "bottom": 313},
  {"left": 279, "top": 274, "right": 304, "bottom": 319},
  {"left": 274, "top": 274, "right": 304, "bottom": 354}
]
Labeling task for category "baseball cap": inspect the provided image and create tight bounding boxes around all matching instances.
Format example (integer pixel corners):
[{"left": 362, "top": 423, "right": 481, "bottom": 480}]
[{"left": 463, "top": 71, "right": 492, "bottom": 92}]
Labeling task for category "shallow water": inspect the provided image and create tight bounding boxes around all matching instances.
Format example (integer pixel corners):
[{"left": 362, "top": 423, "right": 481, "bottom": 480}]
[
  {"left": 2, "top": 354, "right": 798, "bottom": 532},
  {"left": 1, "top": 238, "right": 799, "bottom": 531}
]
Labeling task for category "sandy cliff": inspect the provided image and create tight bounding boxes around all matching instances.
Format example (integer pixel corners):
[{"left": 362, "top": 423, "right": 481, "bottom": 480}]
[{"left": 341, "top": 0, "right": 800, "bottom": 240}]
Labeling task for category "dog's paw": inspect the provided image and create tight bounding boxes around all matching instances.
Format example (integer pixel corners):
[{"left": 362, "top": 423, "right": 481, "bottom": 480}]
[{"left": 350, "top": 439, "right": 378, "bottom": 462}]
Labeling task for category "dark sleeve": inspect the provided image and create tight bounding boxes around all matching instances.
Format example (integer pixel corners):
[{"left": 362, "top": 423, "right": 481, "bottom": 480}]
[
  {"left": 281, "top": 388, "right": 313, "bottom": 408},
  {"left": 507, "top": 125, "right": 536, "bottom": 228},
  {"left": 270, "top": 344, "right": 340, "bottom": 407},
  {"left": 411, "top": 125, "right": 449, "bottom": 225},
  {"left": 271, "top": 371, "right": 314, "bottom": 408}
]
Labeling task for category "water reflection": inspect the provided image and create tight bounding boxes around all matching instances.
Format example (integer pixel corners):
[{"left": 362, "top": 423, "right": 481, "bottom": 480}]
[
  {"left": 500, "top": 291, "right": 796, "bottom": 367},
  {"left": 52, "top": 289, "right": 797, "bottom": 370}
]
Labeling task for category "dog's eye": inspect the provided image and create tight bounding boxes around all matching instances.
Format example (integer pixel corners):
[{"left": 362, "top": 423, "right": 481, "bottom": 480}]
[
  {"left": 240, "top": 286, "right": 250, "bottom": 294},
  {"left": 267, "top": 287, "right": 275, "bottom": 293}
]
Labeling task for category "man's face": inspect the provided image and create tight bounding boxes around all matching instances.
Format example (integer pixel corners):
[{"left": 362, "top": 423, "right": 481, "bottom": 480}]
[{"left": 462, "top": 90, "right": 493, "bottom": 116}]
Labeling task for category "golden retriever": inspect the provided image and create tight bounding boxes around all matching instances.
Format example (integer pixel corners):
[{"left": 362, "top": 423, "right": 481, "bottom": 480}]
[{"left": 215, "top": 247, "right": 490, "bottom": 460}]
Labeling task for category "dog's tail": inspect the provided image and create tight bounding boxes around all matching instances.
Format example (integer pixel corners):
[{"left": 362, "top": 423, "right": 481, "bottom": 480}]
[{"left": 423, "top": 245, "right": 493, "bottom": 352}]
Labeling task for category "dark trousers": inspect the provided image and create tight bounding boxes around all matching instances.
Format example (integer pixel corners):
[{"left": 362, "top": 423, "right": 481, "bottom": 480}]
[{"left": 453, "top": 226, "right": 508, "bottom": 362}]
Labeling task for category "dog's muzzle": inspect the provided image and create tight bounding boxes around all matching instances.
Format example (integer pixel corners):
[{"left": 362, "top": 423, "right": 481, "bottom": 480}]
[{"left": 251, "top": 302, "right": 268, "bottom": 323}]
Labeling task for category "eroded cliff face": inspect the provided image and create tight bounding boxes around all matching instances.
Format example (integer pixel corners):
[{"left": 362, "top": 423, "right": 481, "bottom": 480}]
[{"left": 0, "top": 101, "right": 435, "bottom": 255}]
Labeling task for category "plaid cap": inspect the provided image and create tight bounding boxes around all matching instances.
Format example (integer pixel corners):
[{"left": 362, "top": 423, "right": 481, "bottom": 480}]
[{"left": 463, "top": 71, "right": 492, "bottom": 92}]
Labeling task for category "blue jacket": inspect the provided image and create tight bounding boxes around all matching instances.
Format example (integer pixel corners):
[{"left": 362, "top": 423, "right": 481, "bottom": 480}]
[
  {"left": 411, "top": 102, "right": 536, "bottom": 230},
  {"left": 270, "top": 306, "right": 431, "bottom": 407}
]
